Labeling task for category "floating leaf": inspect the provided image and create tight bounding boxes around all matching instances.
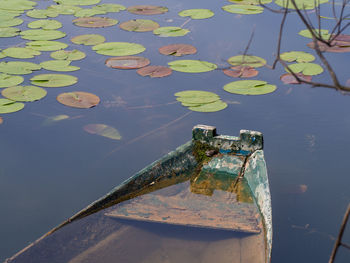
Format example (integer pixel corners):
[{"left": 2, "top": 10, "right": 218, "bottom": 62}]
[
  {"left": 223, "top": 80, "right": 277, "bottom": 95},
  {"left": 298, "top": 29, "right": 331, "bottom": 40},
  {"left": 275, "top": 0, "right": 329, "bottom": 10},
  {"left": 92, "top": 42, "right": 145, "bottom": 56},
  {"left": 57, "top": 91, "right": 100, "bottom": 108},
  {"left": 120, "top": 19, "right": 159, "bottom": 32},
  {"left": 92, "top": 4, "right": 126, "bottom": 13},
  {"left": 0, "top": 27, "right": 20, "bottom": 37},
  {"left": 229, "top": 0, "right": 272, "bottom": 5},
  {"left": 307, "top": 40, "right": 350, "bottom": 53},
  {"left": 159, "top": 44, "right": 197, "bottom": 56},
  {"left": 1, "top": 85, "right": 47, "bottom": 101},
  {"left": 127, "top": 5, "right": 168, "bottom": 15},
  {"left": 105, "top": 56, "right": 150, "bottom": 69},
  {"left": 0, "top": 116, "right": 2, "bottom": 124},
  {"left": 188, "top": 100, "right": 228, "bottom": 112},
  {"left": 26, "top": 40, "right": 68, "bottom": 51},
  {"left": 50, "top": 49, "right": 86, "bottom": 61},
  {"left": 228, "top": 55, "right": 266, "bottom": 67},
  {"left": 53, "top": 0, "right": 101, "bottom": 5},
  {"left": 27, "top": 19, "right": 62, "bottom": 30},
  {"left": 0, "top": 61, "right": 41, "bottom": 75},
  {"left": 73, "top": 17, "right": 118, "bottom": 28},
  {"left": 175, "top": 90, "right": 220, "bottom": 104},
  {"left": 74, "top": 8, "right": 106, "bottom": 17},
  {"left": 20, "top": 29, "right": 66, "bottom": 41},
  {"left": 280, "top": 51, "right": 315, "bottom": 63},
  {"left": 178, "top": 9, "right": 214, "bottom": 19},
  {"left": 71, "top": 34, "right": 105, "bottom": 45},
  {"left": 0, "top": 17, "right": 23, "bottom": 27},
  {"left": 40, "top": 60, "right": 80, "bottom": 72},
  {"left": 0, "top": 0, "right": 36, "bottom": 11},
  {"left": 0, "top": 98, "right": 24, "bottom": 114},
  {"left": 26, "top": 9, "right": 59, "bottom": 19},
  {"left": 280, "top": 73, "right": 312, "bottom": 84},
  {"left": 0, "top": 74, "right": 24, "bottom": 88},
  {"left": 168, "top": 60, "right": 217, "bottom": 73},
  {"left": 84, "top": 124, "right": 121, "bottom": 140},
  {"left": 137, "top": 66, "right": 172, "bottom": 78},
  {"left": 2, "top": 47, "right": 41, "bottom": 58},
  {"left": 222, "top": 4, "right": 264, "bottom": 14},
  {"left": 30, "top": 74, "right": 77, "bottom": 87},
  {"left": 42, "top": 114, "right": 69, "bottom": 126},
  {"left": 0, "top": 10, "right": 23, "bottom": 18},
  {"left": 153, "top": 27, "right": 190, "bottom": 37},
  {"left": 286, "top": 63, "right": 323, "bottom": 76},
  {"left": 47, "top": 4, "right": 82, "bottom": 15},
  {"left": 223, "top": 66, "right": 259, "bottom": 78}
]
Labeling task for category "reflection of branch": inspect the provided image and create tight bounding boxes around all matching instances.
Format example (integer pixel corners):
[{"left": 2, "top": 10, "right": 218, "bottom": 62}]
[{"left": 126, "top": 101, "right": 179, "bottom": 110}]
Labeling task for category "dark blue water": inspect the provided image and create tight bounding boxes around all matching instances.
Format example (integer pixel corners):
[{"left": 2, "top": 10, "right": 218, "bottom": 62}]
[{"left": 0, "top": 0, "right": 350, "bottom": 262}]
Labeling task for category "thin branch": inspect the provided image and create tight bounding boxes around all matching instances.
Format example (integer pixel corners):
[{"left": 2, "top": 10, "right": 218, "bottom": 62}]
[{"left": 272, "top": 6, "right": 289, "bottom": 69}]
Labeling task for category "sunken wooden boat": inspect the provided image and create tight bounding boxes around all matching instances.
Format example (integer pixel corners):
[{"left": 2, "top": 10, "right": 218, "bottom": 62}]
[{"left": 5, "top": 125, "right": 272, "bottom": 263}]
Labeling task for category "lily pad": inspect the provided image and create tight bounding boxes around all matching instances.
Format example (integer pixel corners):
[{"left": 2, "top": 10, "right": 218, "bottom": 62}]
[
  {"left": 28, "top": 19, "right": 62, "bottom": 30},
  {"left": 105, "top": 56, "right": 150, "bottom": 69},
  {"left": 73, "top": 17, "right": 118, "bottom": 28},
  {"left": 307, "top": 40, "right": 350, "bottom": 53},
  {"left": 223, "top": 66, "right": 259, "bottom": 78},
  {"left": 159, "top": 44, "right": 197, "bottom": 56},
  {"left": 178, "top": 9, "right": 214, "bottom": 19},
  {"left": 42, "top": 114, "right": 69, "bottom": 126},
  {"left": 0, "top": 17, "right": 23, "bottom": 27},
  {"left": 188, "top": 100, "right": 228, "bottom": 112},
  {"left": 0, "top": 116, "right": 2, "bottom": 124},
  {"left": 222, "top": 4, "right": 264, "bottom": 15},
  {"left": 0, "top": 0, "right": 36, "bottom": 10},
  {"left": 50, "top": 49, "right": 86, "bottom": 61},
  {"left": 92, "top": 42, "right": 146, "bottom": 56},
  {"left": 153, "top": 27, "right": 190, "bottom": 37},
  {"left": 26, "top": 40, "right": 68, "bottom": 51},
  {"left": 20, "top": 29, "right": 66, "bottom": 41},
  {"left": 286, "top": 63, "right": 323, "bottom": 76},
  {"left": 1, "top": 85, "right": 47, "bottom": 101},
  {"left": 71, "top": 34, "right": 105, "bottom": 45},
  {"left": 175, "top": 90, "right": 220, "bottom": 104},
  {"left": 54, "top": 0, "right": 101, "bottom": 5},
  {"left": 280, "top": 73, "right": 312, "bottom": 84},
  {"left": 0, "top": 27, "right": 20, "bottom": 37},
  {"left": 275, "top": 0, "right": 329, "bottom": 10},
  {"left": 30, "top": 74, "right": 78, "bottom": 87},
  {"left": 84, "top": 124, "right": 121, "bottom": 140},
  {"left": 228, "top": 55, "right": 266, "bottom": 68},
  {"left": 2, "top": 47, "right": 41, "bottom": 59},
  {"left": 298, "top": 29, "right": 331, "bottom": 40},
  {"left": 0, "top": 10, "right": 23, "bottom": 18},
  {"left": 40, "top": 60, "right": 80, "bottom": 72},
  {"left": 280, "top": 51, "right": 315, "bottom": 63},
  {"left": 26, "top": 9, "right": 59, "bottom": 19},
  {"left": 74, "top": 8, "right": 106, "bottom": 18},
  {"left": 57, "top": 91, "right": 100, "bottom": 108},
  {"left": 0, "top": 74, "right": 24, "bottom": 88},
  {"left": 168, "top": 60, "right": 217, "bottom": 73},
  {"left": 0, "top": 98, "right": 24, "bottom": 114},
  {"left": 92, "top": 4, "right": 126, "bottom": 13},
  {"left": 120, "top": 19, "right": 159, "bottom": 32},
  {"left": 127, "top": 5, "right": 168, "bottom": 15},
  {"left": 47, "top": 4, "right": 82, "bottom": 15},
  {"left": 0, "top": 61, "right": 41, "bottom": 75},
  {"left": 223, "top": 80, "right": 277, "bottom": 95},
  {"left": 229, "top": 0, "right": 272, "bottom": 4},
  {"left": 137, "top": 66, "right": 172, "bottom": 78}
]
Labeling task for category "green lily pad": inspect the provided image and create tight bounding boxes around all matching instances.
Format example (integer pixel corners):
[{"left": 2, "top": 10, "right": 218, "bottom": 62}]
[
  {"left": 84, "top": 124, "right": 121, "bottom": 140},
  {"left": 20, "top": 29, "right": 66, "bottom": 41},
  {"left": 53, "top": 0, "right": 101, "bottom": 5},
  {"left": 227, "top": 55, "right": 266, "bottom": 68},
  {"left": 127, "top": 5, "right": 168, "bottom": 15},
  {"left": 30, "top": 74, "right": 78, "bottom": 87},
  {"left": 159, "top": 44, "right": 197, "bottom": 56},
  {"left": 168, "top": 60, "right": 217, "bottom": 73},
  {"left": 0, "top": 0, "right": 36, "bottom": 11},
  {"left": 120, "top": 19, "right": 159, "bottom": 32},
  {"left": 56, "top": 91, "right": 100, "bottom": 108},
  {"left": 26, "top": 9, "right": 59, "bottom": 18},
  {"left": 175, "top": 90, "right": 220, "bottom": 104},
  {"left": 178, "top": 9, "right": 214, "bottom": 19},
  {"left": 50, "top": 49, "right": 86, "bottom": 61},
  {"left": 40, "top": 60, "right": 80, "bottom": 72},
  {"left": 28, "top": 19, "right": 62, "bottom": 30},
  {"left": 222, "top": 4, "right": 264, "bottom": 14},
  {"left": 92, "top": 4, "right": 126, "bottom": 13},
  {"left": 92, "top": 42, "right": 146, "bottom": 56},
  {"left": 74, "top": 8, "right": 106, "bottom": 17},
  {"left": 223, "top": 80, "right": 277, "bottom": 95},
  {"left": 0, "top": 27, "right": 20, "bottom": 37},
  {"left": 41, "top": 114, "right": 70, "bottom": 126},
  {"left": 0, "top": 98, "right": 24, "bottom": 114},
  {"left": 0, "top": 10, "right": 23, "bottom": 18},
  {"left": 2, "top": 47, "right": 41, "bottom": 58},
  {"left": 71, "top": 34, "right": 105, "bottom": 45},
  {"left": 188, "top": 100, "right": 228, "bottom": 112},
  {"left": 0, "top": 74, "right": 24, "bottom": 88},
  {"left": 229, "top": 0, "right": 272, "bottom": 4},
  {"left": 0, "top": 61, "right": 41, "bottom": 75},
  {"left": 298, "top": 29, "right": 331, "bottom": 40},
  {"left": 47, "top": 4, "right": 82, "bottom": 15},
  {"left": 26, "top": 40, "right": 68, "bottom": 51},
  {"left": 280, "top": 51, "right": 315, "bottom": 63},
  {"left": 286, "top": 63, "right": 324, "bottom": 76},
  {"left": 153, "top": 27, "right": 190, "bottom": 37},
  {"left": 275, "top": 0, "right": 329, "bottom": 10},
  {"left": 73, "top": 17, "right": 118, "bottom": 28},
  {"left": 0, "top": 17, "right": 23, "bottom": 27},
  {"left": 1, "top": 85, "right": 47, "bottom": 101}
]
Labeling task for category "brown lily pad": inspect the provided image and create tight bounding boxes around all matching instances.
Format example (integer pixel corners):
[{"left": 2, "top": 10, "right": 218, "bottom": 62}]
[
  {"left": 105, "top": 56, "right": 150, "bottom": 69},
  {"left": 119, "top": 19, "right": 159, "bottom": 32},
  {"left": 73, "top": 17, "right": 118, "bottom": 28},
  {"left": 280, "top": 73, "right": 312, "bottom": 84},
  {"left": 137, "top": 66, "right": 172, "bottom": 78},
  {"left": 0, "top": 116, "right": 3, "bottom": 124},
  {"left": 307, "top": 40, "right": 350, "bottom": 53},
  {"left": 223, "top": 66, "right": 258, "bottom": 78},
  {"left": 159, "top": 44, "right": 197, "bottom": 57},
  {"left": 127, "top": 5, "right": 168, "bottom": 15},
  {"left": 57, "top": 91, "right": 100, "bottom": 108}
]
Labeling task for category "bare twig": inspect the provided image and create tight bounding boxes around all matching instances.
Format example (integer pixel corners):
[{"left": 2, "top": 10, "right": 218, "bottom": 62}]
[{"left": 272, "top": 6, "right": 289, "bottom": 69}]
